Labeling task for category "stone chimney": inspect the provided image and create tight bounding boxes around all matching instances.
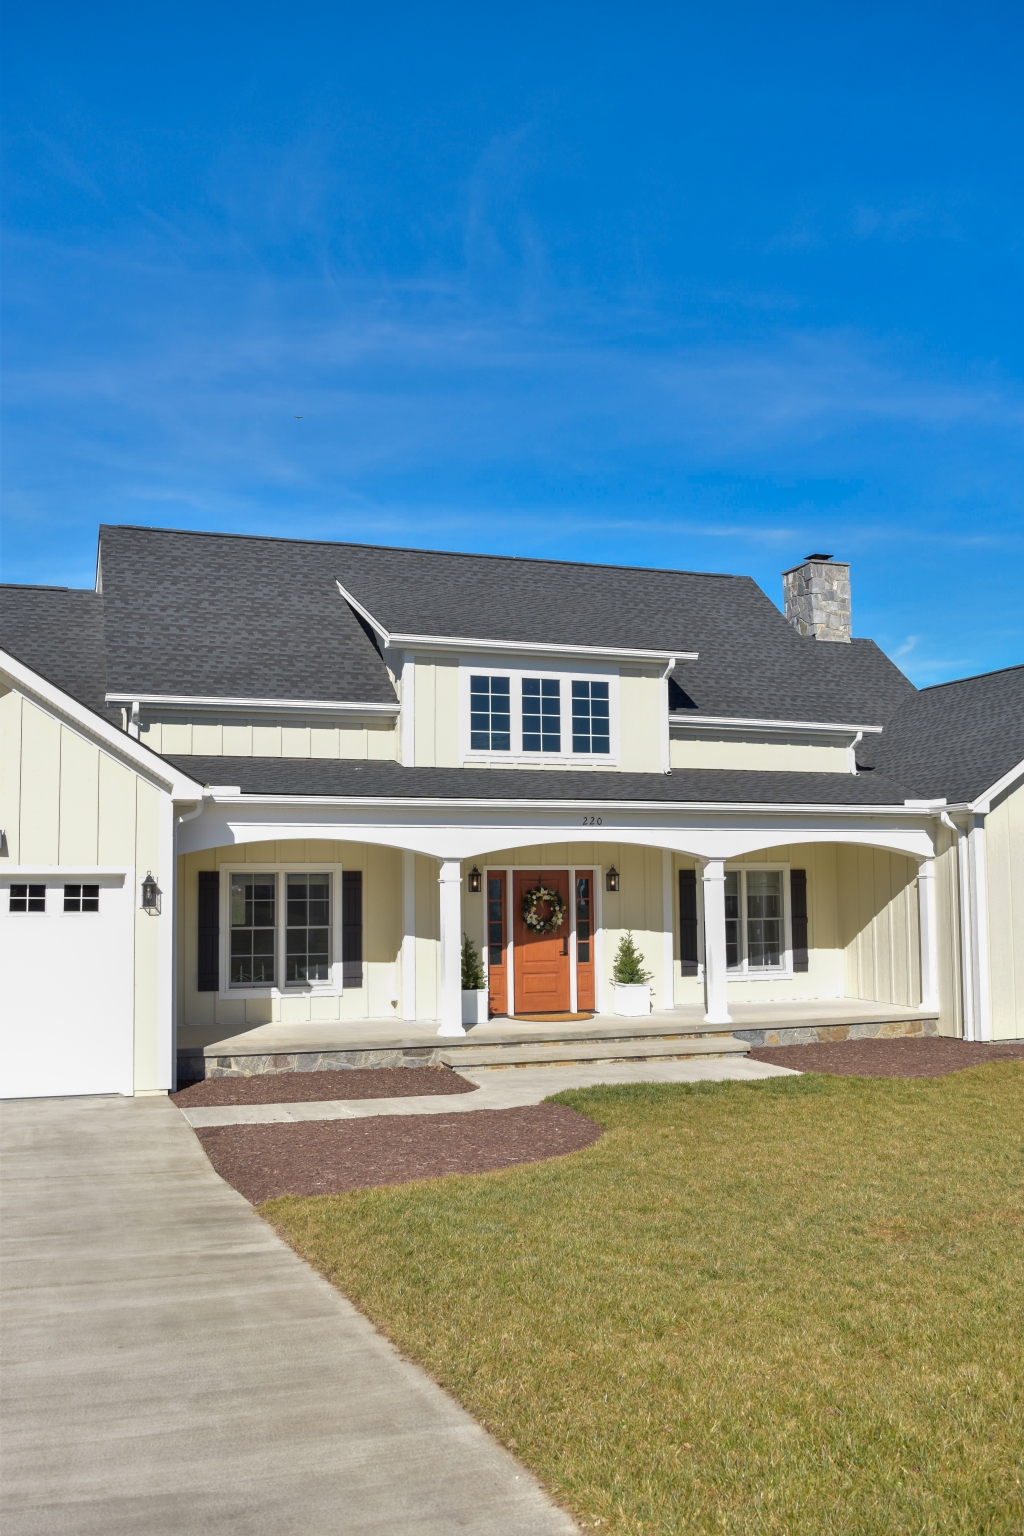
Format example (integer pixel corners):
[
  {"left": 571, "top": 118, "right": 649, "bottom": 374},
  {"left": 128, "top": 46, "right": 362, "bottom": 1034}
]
[{"left": 782, "top": 554, "right": 851, "bottom": 642}]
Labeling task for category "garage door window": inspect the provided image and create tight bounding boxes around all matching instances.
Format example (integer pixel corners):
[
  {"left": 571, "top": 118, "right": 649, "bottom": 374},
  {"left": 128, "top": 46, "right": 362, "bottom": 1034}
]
[
  {"left": 10, "top": 884, "right": 45, "bottom": 913},
  {"left": 64, "top": 884, "right": 99, "bottom": 912},
  {"left": 230, "top": 874, "right": 277, "bottom": 985}
]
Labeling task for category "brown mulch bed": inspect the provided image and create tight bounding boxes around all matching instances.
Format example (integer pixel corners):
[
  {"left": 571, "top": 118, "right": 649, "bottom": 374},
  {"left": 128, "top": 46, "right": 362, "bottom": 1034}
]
[
  {"left": 748, "top": 1037, "right": 1024, "bottom": 1079},
  {"left": 196, "top": 1105, "right": 602, "bottom": 1203},
  {"left": 172, "top": 1065, "right": 478, "bottom": 1108}
]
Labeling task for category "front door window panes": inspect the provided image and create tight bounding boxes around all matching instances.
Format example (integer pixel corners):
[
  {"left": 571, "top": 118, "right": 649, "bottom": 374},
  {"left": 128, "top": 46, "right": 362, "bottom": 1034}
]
[
  {"left": 575, "top": 875, "right": 592, "bottom": 963},
  {"left": 522, "top": 678, "right": 560, "bottom": 752},
  {"left": 470, "top": 675, "right": 511, "bottom": 751},
  {"left": 286, "top": 874, "right": 331, "bottom": 982},
  {"left": 571, "top": 680, "right": 610, "bottom": 754},
  {"left": 746, "top": 870, "right": 783, "bottom": 968},
  {"left": 230, "top": 874, "right": 276, "bottom": 985}
]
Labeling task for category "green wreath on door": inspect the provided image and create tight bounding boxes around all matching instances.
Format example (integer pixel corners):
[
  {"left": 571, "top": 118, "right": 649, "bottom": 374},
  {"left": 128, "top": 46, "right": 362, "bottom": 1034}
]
[{"left": 521, "top": 884, "right": 567, "bottom": 935}]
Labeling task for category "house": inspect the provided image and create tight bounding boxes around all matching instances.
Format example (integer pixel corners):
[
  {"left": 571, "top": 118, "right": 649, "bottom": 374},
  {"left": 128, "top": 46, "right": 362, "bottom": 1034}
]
[{"left": 1, "top": 526, "right": 1021, "bottom": 1099}]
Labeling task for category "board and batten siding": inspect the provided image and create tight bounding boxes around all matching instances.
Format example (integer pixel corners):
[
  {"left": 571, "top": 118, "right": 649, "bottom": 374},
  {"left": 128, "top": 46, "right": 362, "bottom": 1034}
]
[
  {"left": 985, "top": 781, "right": 1024, "bottom": 1038},
  {"left": 670, "top": 733, "right": 849, "bottom": 773},
  {"left": 139, "top": 714, "right": 397, "bottom": 760},
  {"left": 0, "top": 682, "right": 166, "bottom": 1091},
  {"left": 837, "top": 845, "right": 921, "bottom": 1009},
  {"left": 177, "top": 840, "right": 404, "bottom": 1029}
]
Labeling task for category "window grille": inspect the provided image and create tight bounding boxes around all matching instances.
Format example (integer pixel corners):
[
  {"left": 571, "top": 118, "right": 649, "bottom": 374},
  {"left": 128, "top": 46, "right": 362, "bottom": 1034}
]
[
  {"left": 571, "top": 680, "right": 610, "bottom": 754},
  {"left": 522, "top": 678, "right": 560, "bottom": 752},
  {"left": 64, "top": 884, "right": 99, "bottom": 912},
  {"left": 470, "top": 675, "right": 511, "bottom": 751},
  {"left": 286, "top": 874, "right": 331, "bottom": 982},
  {"left": 230, "top": 874, "right": 276, "bottom": 985}
]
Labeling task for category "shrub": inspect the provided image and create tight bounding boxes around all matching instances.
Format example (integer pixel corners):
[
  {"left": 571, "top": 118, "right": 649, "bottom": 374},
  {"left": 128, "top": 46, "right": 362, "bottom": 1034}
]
[
  {"left": 611, "top": 930, "right": 653, "bottom": 985},
  {"left": 461, "top": 932, "right": 486, "bottom": 990}
]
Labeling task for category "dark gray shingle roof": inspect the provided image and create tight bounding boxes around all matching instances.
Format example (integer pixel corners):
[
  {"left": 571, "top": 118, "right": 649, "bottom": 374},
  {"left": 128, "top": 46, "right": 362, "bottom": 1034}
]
[
  {"left": 0, "top": 586, "right": 114, "bottom": 720},
  {"left": 98, "top": 524, "right": 914, "bottom": 725},
  {"left": 165, "top": 755, "right": 913, "bottom": 806},
  {"left": 861, "top": 665, "right": 1024, "bottom": 804},
  {"left": 98, "top": 525, "right": 398, "bottom": 705}
]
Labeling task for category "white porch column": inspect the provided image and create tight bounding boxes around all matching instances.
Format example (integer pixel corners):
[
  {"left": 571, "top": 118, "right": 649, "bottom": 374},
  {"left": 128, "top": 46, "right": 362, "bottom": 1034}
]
[
  {"left": 437, "top": 859, "right": 465, "bottom": 1037},
  {"left": 661, "top": 849, "right": 675, "bottom": 1011},
  {"left": 917, "top": 858, "right": 939, "bottom": 1012},
  {"left": 701, "top": 859, "right": 732, "bottom": 1025},
  {"left": 401, "top": 850, "right": 417, "bottom": 1022}
]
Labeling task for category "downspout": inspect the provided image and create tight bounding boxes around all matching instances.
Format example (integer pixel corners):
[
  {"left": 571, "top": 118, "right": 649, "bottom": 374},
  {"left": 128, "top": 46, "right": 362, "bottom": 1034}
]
[
  {"left": 940, "top": 811, "right": 974, "bottom": 1041},
  {"left": 847, "top": 730, "right": 863, "bottom": 775},
  {"left": 660, "top": 657, "right": 677, "bottom": 775}
]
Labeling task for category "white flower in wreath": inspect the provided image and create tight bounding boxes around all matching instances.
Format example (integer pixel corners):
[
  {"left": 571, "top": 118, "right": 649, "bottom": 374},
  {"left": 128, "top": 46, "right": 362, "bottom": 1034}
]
[{"left": 521, "top": 884, "right": 567, "bottom": 935}]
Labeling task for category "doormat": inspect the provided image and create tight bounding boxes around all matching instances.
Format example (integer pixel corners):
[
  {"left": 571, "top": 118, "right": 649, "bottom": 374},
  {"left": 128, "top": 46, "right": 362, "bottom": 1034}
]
[{"left": 511, "top": 1012, "right": 595, "bottom": 1023}]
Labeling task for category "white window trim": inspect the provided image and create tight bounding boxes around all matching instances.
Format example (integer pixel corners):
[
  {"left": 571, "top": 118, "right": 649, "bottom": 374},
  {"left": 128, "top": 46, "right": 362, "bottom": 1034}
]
[
  {"left": 459, "top": 660, "right": 621, "bottom": 767},
  {"left": 219, "top": 862, "right": 345, "bottom": 1000},
  {"left": 723, "top": 861, "right": 793, "bottom": 980}
]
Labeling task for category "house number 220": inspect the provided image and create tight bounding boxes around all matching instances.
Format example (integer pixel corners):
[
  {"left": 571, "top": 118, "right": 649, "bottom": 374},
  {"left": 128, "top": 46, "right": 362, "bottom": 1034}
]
[{"left": 582, "top": 816, "right": 603, "bottom": 825}]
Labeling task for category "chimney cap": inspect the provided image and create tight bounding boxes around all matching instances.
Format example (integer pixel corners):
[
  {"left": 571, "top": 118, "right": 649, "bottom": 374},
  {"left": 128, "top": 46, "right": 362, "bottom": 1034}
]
[{"left": 805, "top": 552, "right": 834, "bottom": 561}]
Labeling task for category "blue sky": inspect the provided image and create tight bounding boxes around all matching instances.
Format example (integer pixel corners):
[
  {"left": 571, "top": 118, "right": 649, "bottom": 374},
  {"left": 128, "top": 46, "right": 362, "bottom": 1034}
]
[{"left": 2, "top": 1, "right": 1022, "bottom": 684}]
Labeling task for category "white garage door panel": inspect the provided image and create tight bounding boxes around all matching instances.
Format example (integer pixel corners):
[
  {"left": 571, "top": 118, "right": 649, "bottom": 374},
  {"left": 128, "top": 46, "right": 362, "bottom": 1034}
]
[{"left": 0, "top": 875, "right": 135, "bottom": 1098}]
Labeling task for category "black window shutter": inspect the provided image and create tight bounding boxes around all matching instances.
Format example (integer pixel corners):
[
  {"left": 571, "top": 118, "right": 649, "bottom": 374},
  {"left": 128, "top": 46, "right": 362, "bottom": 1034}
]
[
  {"left": 679, "top": 868, "right": 699, "bottom": 976},
  {"left": 197, "top": 871, "right": 220, "bottom": 992},
  {"left": 790, "top": 869, "right": 808, "bottom": 972},
  {"left": 342, "top": 871, "right": 363, "bottom": 987}
]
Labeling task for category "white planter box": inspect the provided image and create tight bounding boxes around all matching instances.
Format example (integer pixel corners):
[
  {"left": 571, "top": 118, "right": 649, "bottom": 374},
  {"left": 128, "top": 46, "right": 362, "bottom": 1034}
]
[
  {"left": 613, "top": 983, "right": 651, "bottom": 1017},
  {"left": 462, "top": 989, "right": 488, "bottom": 1026}
]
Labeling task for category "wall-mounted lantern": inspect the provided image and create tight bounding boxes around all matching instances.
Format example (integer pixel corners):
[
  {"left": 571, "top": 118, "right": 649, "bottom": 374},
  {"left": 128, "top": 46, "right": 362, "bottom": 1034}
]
[
  {"left": 605, "top": 866, "right": 620, "bottom": 893},
  {"left": 141, "top": 872, "right": 161, "bottom": 914},
  {"left": 467, "top": 866, "right": 483, "bottom": 894}
]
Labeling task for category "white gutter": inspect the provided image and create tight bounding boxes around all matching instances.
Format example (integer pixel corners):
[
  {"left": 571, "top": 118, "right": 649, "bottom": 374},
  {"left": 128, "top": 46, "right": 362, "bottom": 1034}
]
[
  {"left": 198, "top": 789, "right": 946, "bottom": 817},
  {"left": 106, "top": 692, "right": 399, "bottom": 716},
  {"left": 669, "top": 714, "right": 884, "bottom": 736},
  {"left": 335, "top": 580, "right": 697, "bottom": 667}
]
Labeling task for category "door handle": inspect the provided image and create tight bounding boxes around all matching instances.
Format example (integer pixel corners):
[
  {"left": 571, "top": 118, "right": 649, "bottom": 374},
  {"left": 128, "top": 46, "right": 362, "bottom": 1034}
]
[{"left": 561, "top": 937, "right": 568, "bottom": 956}]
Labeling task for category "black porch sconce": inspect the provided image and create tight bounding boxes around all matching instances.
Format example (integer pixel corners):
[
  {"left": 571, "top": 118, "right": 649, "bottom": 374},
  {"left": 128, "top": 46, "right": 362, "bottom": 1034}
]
[
  {"left": 467, "top": 866, "right": 483, "bottom": 894},
  {"left": 605, "top": 866, "right": 620, "bottom": 893},
  {"left": 141, "top": 871, "right": 162, "bottom": 914}
]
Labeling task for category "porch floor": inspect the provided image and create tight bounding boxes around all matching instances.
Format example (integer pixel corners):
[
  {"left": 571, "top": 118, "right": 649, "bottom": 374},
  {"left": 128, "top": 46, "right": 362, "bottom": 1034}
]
[{"left": 179, "top": 999, "right": 938, "bottom": 1061}]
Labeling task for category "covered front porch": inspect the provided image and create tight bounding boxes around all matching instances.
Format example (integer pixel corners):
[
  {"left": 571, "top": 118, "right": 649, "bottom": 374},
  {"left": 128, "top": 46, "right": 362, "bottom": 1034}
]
[{"left": 174, "top": 796, "right": 955, "bottom": 1076}]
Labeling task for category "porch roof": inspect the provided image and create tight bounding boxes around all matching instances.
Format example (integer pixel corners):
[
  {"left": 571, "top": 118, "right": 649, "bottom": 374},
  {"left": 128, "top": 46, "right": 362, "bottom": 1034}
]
[{"left": 164, "top": 753, "right": 915, "bottom": 807}]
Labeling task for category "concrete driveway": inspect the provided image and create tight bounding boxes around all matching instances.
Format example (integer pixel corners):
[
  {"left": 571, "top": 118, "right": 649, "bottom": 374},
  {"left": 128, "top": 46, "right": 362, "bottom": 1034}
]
[{"left": 0, "top": 1095, "right": 577, "bottom": 1535}]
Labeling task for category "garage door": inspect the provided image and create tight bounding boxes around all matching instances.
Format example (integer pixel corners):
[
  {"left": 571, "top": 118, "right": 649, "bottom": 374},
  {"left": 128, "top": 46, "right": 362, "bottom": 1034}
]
[{"left": 0, "top": 872, "right": 135, "bottom": 1098}]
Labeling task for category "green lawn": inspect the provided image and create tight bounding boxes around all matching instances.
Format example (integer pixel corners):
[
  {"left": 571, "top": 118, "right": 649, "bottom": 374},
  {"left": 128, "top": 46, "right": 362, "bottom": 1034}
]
[{"left": 264, "top": 1065, "right": 1024, "bottom": 1535}]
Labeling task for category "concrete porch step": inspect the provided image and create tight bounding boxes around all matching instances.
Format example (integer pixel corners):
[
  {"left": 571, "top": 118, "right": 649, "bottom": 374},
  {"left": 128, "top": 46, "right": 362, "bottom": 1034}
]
[{"left": 438, "top": 1036, "right": 750, "bottom": 1067}]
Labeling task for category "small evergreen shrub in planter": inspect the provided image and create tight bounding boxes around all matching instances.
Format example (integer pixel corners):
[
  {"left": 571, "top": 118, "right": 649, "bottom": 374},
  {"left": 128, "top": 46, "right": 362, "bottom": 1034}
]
[
  {"left": 611, "top": 931, "right": 653, "bottom": 1016},
  {"left": 461, "top": 932, "right": 488, "bottom": 1025}
]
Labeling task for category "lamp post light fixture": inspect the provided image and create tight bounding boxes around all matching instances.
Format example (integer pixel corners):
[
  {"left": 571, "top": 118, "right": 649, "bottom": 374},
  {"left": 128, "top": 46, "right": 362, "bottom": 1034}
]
[
  {"left": 467, "top": 866, "right": 483, "bottom": 894},
  {"left": 605, "top": 866, "right": 620, "bottom": 893},
  {"left": 141, "top": 872, "right": 161, "bottom": 914}
]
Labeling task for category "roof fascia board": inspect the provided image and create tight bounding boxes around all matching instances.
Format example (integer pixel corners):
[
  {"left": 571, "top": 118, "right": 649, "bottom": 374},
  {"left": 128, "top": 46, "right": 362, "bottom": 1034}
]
[
  {"left": 670, "top": 714, "right": 883, "bottom": 736},
  {"left": 201, "top": 789, "right": 934, "bottom": 817},
  {"left": 970, "top": 755, "right": 1024, "bottom": 814},
  {"left": 334, "top": 580, "right": 695, "bottom": 666},
  {"left": 105, "top": 692, "right": 399, "bottom": 716},
  {"left": 1, "top": 649, "right": 203, "bottom": 800}
]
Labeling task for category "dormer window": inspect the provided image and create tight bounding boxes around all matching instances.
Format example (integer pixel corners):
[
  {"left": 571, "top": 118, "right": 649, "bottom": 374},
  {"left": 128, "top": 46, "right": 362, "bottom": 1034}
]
[
  {"left": 522, "top": 678, "right": 561, "bottom": 752},
  {"left": 461, "top": 663, "right": 619, "bottom": 764},
  {"left": 470, "top": 675, "right": 511, "bottom": 751},
  {"left": 571, "top": 680, "right": 611, "bottom": 754}
]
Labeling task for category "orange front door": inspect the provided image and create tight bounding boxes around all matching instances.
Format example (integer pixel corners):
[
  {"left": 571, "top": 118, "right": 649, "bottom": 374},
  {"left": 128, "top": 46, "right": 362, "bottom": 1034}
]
[{"left": 513, "top": 870, "right": 571, "bottom": 1014}]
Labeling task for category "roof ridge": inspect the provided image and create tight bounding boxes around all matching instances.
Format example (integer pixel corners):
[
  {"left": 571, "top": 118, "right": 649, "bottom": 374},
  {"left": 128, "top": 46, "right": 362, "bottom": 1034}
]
[
  {"left": 97, "top": 523, "right": 753, "bottom": 584},
  {"left": 918, "top": 662, "right": 1024, "bottom": 694}
]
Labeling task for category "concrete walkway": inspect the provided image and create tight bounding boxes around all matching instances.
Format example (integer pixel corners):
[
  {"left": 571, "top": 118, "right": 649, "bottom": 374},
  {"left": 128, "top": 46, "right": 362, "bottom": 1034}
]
[
  {"left": 181, "top": 1054, "right": 797, "bottom": 1128},
  {"left": 0, "top": 1095, "right": 578, "bottom": 1536}
]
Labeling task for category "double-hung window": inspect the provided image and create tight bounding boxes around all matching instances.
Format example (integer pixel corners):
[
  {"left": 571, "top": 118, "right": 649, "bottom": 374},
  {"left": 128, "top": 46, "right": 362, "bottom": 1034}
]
[
  {"left": 725, "top": 868, "right": 786, "bottom": 972},
  {"left": 230, "top": 873, "right": 277, "bottom": 985},
  {"left": 228, "top": 870, "right": 339, "bottom": 989},
  {"left": 286, "top": 874, "right": 331, "bottom": 982},
  {"left": 522, "top": 678, "right": 560, "bottom": 752},
  {"left": 470, "top": 675, "right": 511, "bottom": 751},
  {"left": 571, "top": 680, "right": 610, "bottom": 754}
]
